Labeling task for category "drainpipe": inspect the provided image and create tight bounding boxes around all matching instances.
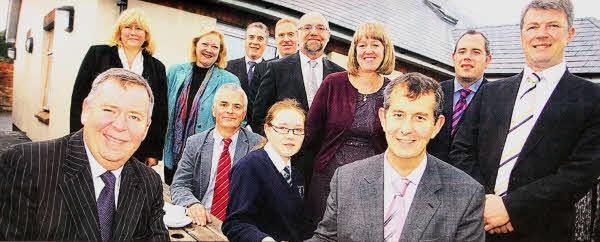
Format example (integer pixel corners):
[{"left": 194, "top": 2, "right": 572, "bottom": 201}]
[{"left": 117, "top": 0, "right": 128, "bottom": 13}]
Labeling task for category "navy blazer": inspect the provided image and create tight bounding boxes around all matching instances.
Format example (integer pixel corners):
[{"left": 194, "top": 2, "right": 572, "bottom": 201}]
[
  {"left": 451, "top": 70, "right": 600, "bottom": 241},
  {"left": 222, "top": 149, "right": 311, "bottom": 242}
]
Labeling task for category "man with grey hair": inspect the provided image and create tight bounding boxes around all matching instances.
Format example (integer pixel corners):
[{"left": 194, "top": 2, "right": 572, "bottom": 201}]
[
  {"left": 171, "top": 83, "right": 263, "bottom": 225},
  {"left": 451, "top": 0, "right": 600, "bottom": 241},
  {"left": 0, "top": 68, "right": 169, "bottom": 240},
  {"left": 227, "top": 22, "right": 269, "bottom": 98},
  {"left": 311, "top": 73, "right": 484, "bottom": 241}
]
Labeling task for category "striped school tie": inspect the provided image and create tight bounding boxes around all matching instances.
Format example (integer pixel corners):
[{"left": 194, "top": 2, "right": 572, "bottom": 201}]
[
  {"left": 283, "top": 165, "right": 292, "bottom": 186},
  {"left": 494, "top": 73, "right": 540, "bottom": 196},
  {"left": 451, "top": 88, "right": 472, "bottom": 135},
  {"left": 211, "top": 138, "right": 232, "bottom": 221},
  {"left": 384, "top": 178, "right": 410, "bottom": 242}
]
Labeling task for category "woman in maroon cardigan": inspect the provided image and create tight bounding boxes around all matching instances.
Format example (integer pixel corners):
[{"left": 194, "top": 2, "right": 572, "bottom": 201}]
[{"left": 304, "top": 22, "right": 395, "bottom": 227}]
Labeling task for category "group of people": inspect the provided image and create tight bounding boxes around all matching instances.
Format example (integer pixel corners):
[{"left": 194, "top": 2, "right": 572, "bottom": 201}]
[{"left": 1, "top": 0, "right": 599, "bottom": 241}]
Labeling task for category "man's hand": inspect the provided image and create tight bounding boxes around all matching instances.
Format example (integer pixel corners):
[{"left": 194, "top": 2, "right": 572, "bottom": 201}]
[
  {"left": 187, "top": 203, "right": 212, "bottom": 226},
  {"left": 145, "top": 157, "right": 158, "bottom": 167},
  {"left": 484, "top": 194, "right": 512, "bottom": 233}
]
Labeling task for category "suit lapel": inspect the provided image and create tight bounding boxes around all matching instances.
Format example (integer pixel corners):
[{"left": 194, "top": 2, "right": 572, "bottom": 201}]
[
  {"left": 443, "top": 81, "right": 454, "bottom": 139},
  {"left": 112, "top": 161, "right": 144, "bottom": 240},
  {"left": 199, "top": 67, "right": 221, "bottom": 105},
  {"left": 401, "top": 155, "right": 441, "bottom": 241},
  {"left": 59, "top": 131, "right": 102, "bottom": 240},
  {"left": 322, "top": 59, "right": 336, "bottom": 78},
  {"left": 289, "top": 53, "right": 309, "bottom": 110},
  {"left": 359, "top": 155, "right": 384, "bottom": 239},
  {"left": 199, "top": 130, "right": 215, "bottom": 197},
  {"left": 233, "top": 129, "right": 250, "bottom": 162}
]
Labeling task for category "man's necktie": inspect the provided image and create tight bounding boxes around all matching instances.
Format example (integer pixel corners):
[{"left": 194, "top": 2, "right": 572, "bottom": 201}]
[
  {"left": 494, "top": 73, "right": 540, "bottom": 196},
  {"left": 451, "top": 88, "right": 472, "bottom": 135},
  {"left": 98, "top": 171, "right": 116, "bottom": 241},
  {"left": 247, "top": 61, "right": 257, "bottom": 85},
  {"left": 211, "top": 138, "right": 232, "bottom": 221},
  {"left": 384, "top": 178, "right": 410, "bottom": 242},
  {"left": 306, "top": 60, "right": 319, "bottom": 108},
  {"left": 283, "top": 165, "right": 292, "bottom": 186}
]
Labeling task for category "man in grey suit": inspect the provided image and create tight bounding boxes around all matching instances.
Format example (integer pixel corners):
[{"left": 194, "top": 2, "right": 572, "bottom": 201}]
[
  {"left": 310, "top": 73, "right": 485, "bottom": 241},
  {"left": 170, "top": 83, "right": 263, "bottom": 225}
]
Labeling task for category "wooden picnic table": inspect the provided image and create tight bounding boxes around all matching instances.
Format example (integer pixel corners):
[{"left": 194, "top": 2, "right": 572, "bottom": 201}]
[{"left": 163, "top": 184, "right": 229, "bottom": 241}]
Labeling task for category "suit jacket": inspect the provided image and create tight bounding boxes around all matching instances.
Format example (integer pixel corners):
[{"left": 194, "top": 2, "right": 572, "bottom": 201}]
[
  {"left": 170, "top": 127, "right": 263, "bottom": 207},
  {"left": 247, "top": 57, "right": 278, "bottom": 125},
  {"left": 70, "top": 45, "right": 168, "bottom": 160},
  {"left": 310, "top": 153, "right": 485, "bottom": 242},
  {"left": 226, "top": 57, "right": 252, "bottom": 96},
  {"left": 450, "top": 70, "right": 600, "bottom": 241},
  {"left": 0, "top": 131, "right": 169, "bottom": 240},
  {"left": 251, "top": 52, "right": 345, "bottom": 134},
  {"left": 428, "top": 78, "right": 488, "bottom": 165}
]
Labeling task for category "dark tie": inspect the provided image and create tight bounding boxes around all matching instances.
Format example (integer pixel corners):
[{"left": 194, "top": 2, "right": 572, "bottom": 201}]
[
  {"left": 211, "top": 138, "right": 232, "bottom": 221},
  {"left": 451, "top": 88, "right": 472, "bottom": 135},
  {"left": 283, "top": 165, "right": 292, "bottom": 186},
  {"left": 247, "top": 61, "right": 257, "bottom": 85},
  {"left": 98, "top": 171, "right": 116, "bottom": 241}
]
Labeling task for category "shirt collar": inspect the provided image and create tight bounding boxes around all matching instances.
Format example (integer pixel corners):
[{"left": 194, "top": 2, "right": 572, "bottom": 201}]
[
  {"left": 83, "top": 139, "right": 124, "bottom": 179},
  {"left": 523, "top": 61, "right": 566, "bottom": 85},
  {"left": 264, "top": 142, "right": 289, "bottom": 173},
  {"left": 213, "top": 128, "right": 240, "bottom": 146},
  {"left": 299, "top": 50, "right": 324, "bottom": 65},
  {"left": 245, "top": 56, "right": 263, "bottom": 64},
  {"left": 383, "top": 150, "right": 427, "bottom": 186},
  {"left": 453, "top": 77, "right": 484, "bottom": 93}
]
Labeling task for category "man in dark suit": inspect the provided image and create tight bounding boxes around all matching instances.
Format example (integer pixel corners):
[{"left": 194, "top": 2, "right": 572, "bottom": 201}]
[
  {"left": 226, "top": 22, "right": 268, "bottom": 100},
  {"left": 451, "top": 0, "right": 600, "bottom": 241},
  {"left": 310, "top": 73, "right": 484, "bottom": 241},
  {"left": 0, "top": 68, "right": 168, "bottom": 240},
  {"left": 170, "top": 83, "right": 263, "bottom": 225},
  {"left": 251, "top": 12, "right": 345, "bottom": 134},
  {"left": 246, "top": 18, "right": 299, "bottom": 127},
  {"left": 428, "top": 30, "right": 491, "bottom": 165}
]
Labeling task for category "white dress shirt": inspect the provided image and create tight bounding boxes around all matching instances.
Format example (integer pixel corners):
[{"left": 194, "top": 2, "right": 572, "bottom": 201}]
[
  {"left": 245, "top": 56, "right": 263, "bottom": 73},
  {"left": 199, "top": 130, "right": 240, "bottom": 211},
  {"left": 84, "top": 140, "right": 123, "bottom": 207},
  {"left": 518, "top": 61, "right": 566, "bottom": 125},
  {"left": 384, "top": 151, "right": 427, "bottom": 221},
  {"left": 118, "top": 47, "right": 144, "bottom": 75},
  {"left": 264, "top": 142, "right": 291, "bottom": 178}
]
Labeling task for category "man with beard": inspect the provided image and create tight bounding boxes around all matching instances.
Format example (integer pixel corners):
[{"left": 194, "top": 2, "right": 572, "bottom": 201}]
[
  {"left": 428, "top": 30, "right": 492, "bottom": 165},
  {"left": 251, "top": 12, "right": 345, "bottom": 134}
]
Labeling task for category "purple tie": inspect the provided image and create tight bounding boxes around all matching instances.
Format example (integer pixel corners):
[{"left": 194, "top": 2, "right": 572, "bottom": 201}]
[
  {"left": 384, "top": 178, "right": 410, "bottom": 241},
  {"left": 451, "top": 88, "right": 472, "bottom": 135},
  {"left": 97, "top": 171, "right": 116, "bottom": 241},
  {"left": 247, "top": 61, "right": 257, "bottom": 85}
]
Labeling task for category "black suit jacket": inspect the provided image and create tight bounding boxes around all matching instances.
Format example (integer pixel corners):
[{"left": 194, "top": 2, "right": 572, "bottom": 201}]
[
  {"left": 226, "top": 57, "right": 251, "bottom": 95},
  {"left": 450, "top": 70, "right": 600, "bottom": 241},
  {"left": 69, "top": 45, "right": 168, "bottom": 160},
  {"left": 0, "top": 131, "right": 169, "bottom": 240},
  {"left": 428, "top": 78, "right": 488, "bottom": 165},
  {"left": 251, "top": 52, "right": 345, "bottom": 134}
]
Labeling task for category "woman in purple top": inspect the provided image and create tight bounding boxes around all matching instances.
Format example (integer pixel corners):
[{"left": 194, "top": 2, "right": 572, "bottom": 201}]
[{"left": 304, "top": 22, "right": 395, "bottom": 226}]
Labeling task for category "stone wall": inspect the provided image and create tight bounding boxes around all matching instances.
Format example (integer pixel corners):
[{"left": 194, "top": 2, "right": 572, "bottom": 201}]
[{"left": 0, "top": 63, "right": 13, "bottom": 111}]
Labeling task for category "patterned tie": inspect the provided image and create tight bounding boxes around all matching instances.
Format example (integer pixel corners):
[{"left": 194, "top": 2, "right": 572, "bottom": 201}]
[
  {"left": 211, "top": 138, "right": 232, "bottom": 221},
  {"left": 384, "top": 178, "right": 411, "bottom": 242},
  {"left": 283, "top": 165, "right": 292, "bottom": 186},
  {"left": 451, "top": 88, "right": 472, "bottom": 135},
  {"left": 98, "top": 171, "right": 116, "bottom": 241},
  {"left": 494, "top": 73, "right": 541, "bottom": 196},
  {"left": 247, "top": 61, "right": 257, "bottom": 85},
  {"left": 306, "top": 60, "right": 319, "bottom": 108}
]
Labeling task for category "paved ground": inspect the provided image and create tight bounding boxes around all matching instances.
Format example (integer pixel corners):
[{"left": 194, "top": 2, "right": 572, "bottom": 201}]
[{"left": 0, "top": 111, "right": 31, "bottom": 154}]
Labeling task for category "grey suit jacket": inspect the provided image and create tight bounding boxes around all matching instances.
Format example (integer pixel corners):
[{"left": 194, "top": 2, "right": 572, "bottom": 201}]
[
  {"left": 310, "top": 153, "right": 485, "bottom": 242},
  {"left": 170, "top": 127, "right": 263, "bottom": 207}
]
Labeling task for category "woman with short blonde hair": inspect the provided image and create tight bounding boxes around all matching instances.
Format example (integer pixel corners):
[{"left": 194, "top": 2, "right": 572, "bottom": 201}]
[
  {"left": 70, "top": 8, "right": 168, "bottom": 167},
  {"left": 163, "top": 28, "right": 241, "bottom": 184}
]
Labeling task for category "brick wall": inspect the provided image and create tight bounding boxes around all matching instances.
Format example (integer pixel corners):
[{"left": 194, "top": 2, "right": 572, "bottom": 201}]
[{"left": 0, "top": 62, "right": 14, "bottom": 111}]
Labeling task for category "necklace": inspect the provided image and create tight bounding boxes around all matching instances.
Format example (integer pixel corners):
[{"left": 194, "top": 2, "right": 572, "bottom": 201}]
[{"left": 362, "top": 93, "right": 368, "bottom": 101}]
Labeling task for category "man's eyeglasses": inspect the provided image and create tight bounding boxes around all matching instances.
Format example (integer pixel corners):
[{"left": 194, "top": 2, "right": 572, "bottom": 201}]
[
  {"left": 268, "top": 123, "right": 305, "bottom": 136},
  {"left": 298, "top": 25, "right": 329, "bottom": 32}
]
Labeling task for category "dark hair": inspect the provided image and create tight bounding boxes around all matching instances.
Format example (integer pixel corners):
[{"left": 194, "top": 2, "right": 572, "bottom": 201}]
[
  {"left": 453, "top": 30, "right": 491, "bottom": 56},
  {"left": 383, "top": 72, "right": 444, "bottom": 121},
  {"left": 520, "top": 0, "right": 574, "bottom": 30}
]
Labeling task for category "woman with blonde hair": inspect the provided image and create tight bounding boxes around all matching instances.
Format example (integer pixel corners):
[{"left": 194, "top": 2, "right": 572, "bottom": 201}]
[
  {"left": 304, "top": 21, "right": 395, "bottom": 227},
  {"left": 70, "top": 8, "right": 167, "bottom": 167},
  {"left": 223, "top": 99, "right": 312, "bottom": 242},
  {"left": 163, "top": 29, "right": 240, "bottom": 184}
]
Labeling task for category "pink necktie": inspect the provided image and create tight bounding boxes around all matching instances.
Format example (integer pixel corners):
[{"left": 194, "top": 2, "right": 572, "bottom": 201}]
[{"left": 384, "top": 178, "right": 410, "bottom": 242}]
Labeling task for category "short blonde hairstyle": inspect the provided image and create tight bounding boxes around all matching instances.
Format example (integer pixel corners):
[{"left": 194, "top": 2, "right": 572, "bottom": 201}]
[
  {"left": 108, "top": 8, "right": 155, "bottom": 55},
  {"left": 276, "top": 18, "right": 298, "bottom": 30},
  {"left": 189, "top": 30, "right": 228, "bottom": 69},
  {"left": 347, "top": 22, "right": 395, "bottom": 76}
]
